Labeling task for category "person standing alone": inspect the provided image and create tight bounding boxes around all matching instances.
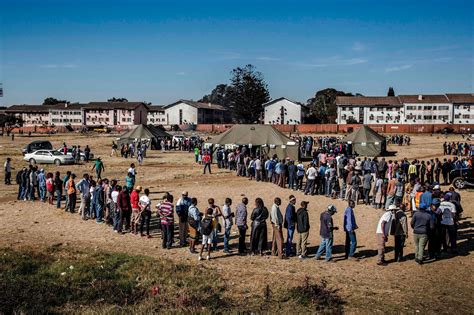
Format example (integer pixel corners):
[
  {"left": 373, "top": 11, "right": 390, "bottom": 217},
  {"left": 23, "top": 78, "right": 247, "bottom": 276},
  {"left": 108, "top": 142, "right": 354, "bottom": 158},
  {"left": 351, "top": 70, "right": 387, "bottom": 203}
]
[{"left": 343, "top": 200, "right": 359, "bottom": 260}]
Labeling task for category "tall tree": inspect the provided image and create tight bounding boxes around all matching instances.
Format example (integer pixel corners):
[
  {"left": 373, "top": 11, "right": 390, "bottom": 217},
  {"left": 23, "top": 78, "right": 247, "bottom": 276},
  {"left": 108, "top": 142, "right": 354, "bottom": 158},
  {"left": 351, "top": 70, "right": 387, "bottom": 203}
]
[
  {"left": 107, "top": 97, "right": 128, "bottom": 102},
  {"left": 43, "top": 97, "right": 67, "bottom": 105},
  {"left": 227, "top": 64, "right": 270, "bottom": 123},
  {"left": 0, "top": 114, "right": 23, "bottom": 133},
  {"left": 387, "top": 87, "right": 395, "bottom": 96},
  {"left": 306, "top": 88, "right": 354, "bottom": 123},
  {"left": 199, "top": 84, "right": 233, "bottom": 107}
]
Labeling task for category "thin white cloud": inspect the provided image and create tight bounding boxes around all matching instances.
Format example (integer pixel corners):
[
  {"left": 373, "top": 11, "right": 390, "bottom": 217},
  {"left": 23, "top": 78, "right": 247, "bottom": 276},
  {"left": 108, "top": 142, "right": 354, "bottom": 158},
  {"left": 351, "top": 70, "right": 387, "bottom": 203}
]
[
  {"left": 40, "top": 64, "right": 78, "bottom": 69},
  {"left": 256, "top": 56, "right": 280, "bottom": 61},
  {"left": 176, "top": 71, "right": 187, "bottom": 76},
  {"left": 352, "top": 42, "right": 366, "bottom": 52},
  {"left": 385, "top": 64, "right": 412, "bottom": 72},
  {"left": 291, "top": 56, "right": 367, "bottom": 68}
]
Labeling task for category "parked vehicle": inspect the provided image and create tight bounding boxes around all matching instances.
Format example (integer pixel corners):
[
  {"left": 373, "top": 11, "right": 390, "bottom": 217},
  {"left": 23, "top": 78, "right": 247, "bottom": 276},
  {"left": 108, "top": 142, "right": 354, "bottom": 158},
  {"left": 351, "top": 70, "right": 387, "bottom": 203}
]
[
  {"left": 22, "top": 140, "right": 53, "bottom": 155},
  {"left": 24, "top": 150, "right": 75, "bottom": 166},
  {"left": 172, "top": 135, "right": 185, "bottom": 143},
  {"left": 56, "top": 148, "right": 94, "bottom": 161},
  {"left": 449, "top": 168, "right": 474, "bottom": 189}
]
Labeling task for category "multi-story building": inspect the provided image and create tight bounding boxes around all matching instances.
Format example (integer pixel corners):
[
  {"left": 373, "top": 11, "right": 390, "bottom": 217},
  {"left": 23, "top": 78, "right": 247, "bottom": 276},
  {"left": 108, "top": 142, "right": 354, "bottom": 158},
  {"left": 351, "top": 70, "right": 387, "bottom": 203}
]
[
  {"left": 49, "top": 103, "right": 83, "bottom": 127},
  {"left": 336, "top": 96, "right": 402, "bottom": 124},
  {"left": 398, "top": 95, "right": 452, "bottom": 124},
  {"left": 336, "top": 93, "right": 474, "bottom": 125},
  {"left": 81, "top": 102, "right": 149, "bottom": 128},
  {"left": 263, "top": 97, "right": 308, "bottom": 124},
  {"left": 447, "top": 93, "right": 474, "bottom": 124},
  {"left": 5, "top": 105, "right": 51, "bottom": 127},
  {"left": 147, "top": 105, "right": 166, "bottom": 125},
  {"left": 163, "top": 99, "right": 229, "bottom": 125}
]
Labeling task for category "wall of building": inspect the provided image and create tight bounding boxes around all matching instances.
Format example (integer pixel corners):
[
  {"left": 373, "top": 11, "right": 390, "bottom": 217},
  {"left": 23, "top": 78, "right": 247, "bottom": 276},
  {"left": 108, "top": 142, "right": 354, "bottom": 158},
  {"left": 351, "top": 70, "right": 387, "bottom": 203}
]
[
  {"left": 264, "top": 99, "right": 303, "bottom": 125},
  {"left": 403, "top": 103, "right": 452, "bottom": 124},
  {"left": 147, "top": 111, "right": 166, "bottom": 124},
  {"left": 166, "top": 103, "right": 198, "bottom": 125},
  {"left": 49, "top": 109, "right": 83, "bottom": 126},
  {"left": 453, "top": 104, "right": 474, "bottom": 124}
]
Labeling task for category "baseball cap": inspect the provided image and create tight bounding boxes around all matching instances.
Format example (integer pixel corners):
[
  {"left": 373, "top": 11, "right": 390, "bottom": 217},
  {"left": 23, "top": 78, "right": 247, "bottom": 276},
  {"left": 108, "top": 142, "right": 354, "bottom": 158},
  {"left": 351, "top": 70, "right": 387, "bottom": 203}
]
[{"left": 388, "top": 204, "right": 398, "bottom": 210}]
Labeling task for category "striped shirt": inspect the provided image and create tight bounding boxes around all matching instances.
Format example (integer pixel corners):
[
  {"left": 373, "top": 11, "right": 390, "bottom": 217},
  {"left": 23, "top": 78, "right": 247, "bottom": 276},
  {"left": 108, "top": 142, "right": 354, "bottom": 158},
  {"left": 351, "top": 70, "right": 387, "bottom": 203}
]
[{"left": 159, "top": 201, "right": 174, "bottom": 225}]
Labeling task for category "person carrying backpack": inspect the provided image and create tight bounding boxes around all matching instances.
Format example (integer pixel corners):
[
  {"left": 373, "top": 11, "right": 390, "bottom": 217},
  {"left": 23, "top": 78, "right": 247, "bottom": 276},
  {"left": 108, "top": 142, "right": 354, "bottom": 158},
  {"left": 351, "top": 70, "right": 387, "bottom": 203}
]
[
  {"left": 199, "top": 208, "right": 217, "bottom": 261},
  {"left": 176, "top": 191, "right": 192, "bottom": 247}
]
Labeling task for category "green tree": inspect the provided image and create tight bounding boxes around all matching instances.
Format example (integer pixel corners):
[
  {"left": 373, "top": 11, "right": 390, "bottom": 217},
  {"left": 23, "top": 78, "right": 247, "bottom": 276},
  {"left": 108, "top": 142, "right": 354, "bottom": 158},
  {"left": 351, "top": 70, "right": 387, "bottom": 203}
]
[
  {"left": 227, "top": 64, "right": 270, "bottom": 123},
  {"left": 387, "top": 87, "right": 395, "bottom": 96},
  {"left": 43, "top": 97, "right": 67, "bottom": 105},
  {"left": 0, "top": 114, "right": 23, "bottom": 133},
  {"left": 345, "top": 117, "right": 359, "bottom": 124},
  {"left": 199, "top": 84, "right": 233, "bottom": 107},
  {"left": 107, "top": 97, "right": 128, "bottom": 102},
  {"left": 306, "top": 88, "right": 354, "bottom": 123}
]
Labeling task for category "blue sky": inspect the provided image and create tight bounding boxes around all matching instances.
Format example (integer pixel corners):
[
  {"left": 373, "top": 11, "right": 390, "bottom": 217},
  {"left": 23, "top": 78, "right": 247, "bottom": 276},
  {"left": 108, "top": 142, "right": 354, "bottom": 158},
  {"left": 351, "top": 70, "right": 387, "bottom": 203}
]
[{"left": 1, "top": 0, "right": 473, "bottom": 106}]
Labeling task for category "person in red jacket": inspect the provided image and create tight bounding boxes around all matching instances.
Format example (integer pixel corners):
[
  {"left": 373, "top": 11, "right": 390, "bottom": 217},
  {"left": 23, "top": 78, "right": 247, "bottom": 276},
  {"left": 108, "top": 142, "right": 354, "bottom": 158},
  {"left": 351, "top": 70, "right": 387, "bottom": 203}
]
[
  {"left": 130, "top": 186, "right": 142, "bottom": 235},
  {"left": 117, "top": 187, "right": 132, "bottom": 233},
  {"left": 203, "top": 151, "right": 212, "bottom": 174}
]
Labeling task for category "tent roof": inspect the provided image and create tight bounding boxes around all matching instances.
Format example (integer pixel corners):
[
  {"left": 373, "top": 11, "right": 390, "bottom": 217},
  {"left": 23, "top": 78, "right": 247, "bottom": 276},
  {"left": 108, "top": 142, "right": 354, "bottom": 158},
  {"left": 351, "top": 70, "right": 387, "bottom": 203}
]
[
  {"left": 209, "top": 124, "right": 294, "bottom": 146},
  {"left": 342, "top": 125, "right": 385, "bottom": 143},
  {"left": 119, "top": 124, "right": 170, "bottom": 142}
]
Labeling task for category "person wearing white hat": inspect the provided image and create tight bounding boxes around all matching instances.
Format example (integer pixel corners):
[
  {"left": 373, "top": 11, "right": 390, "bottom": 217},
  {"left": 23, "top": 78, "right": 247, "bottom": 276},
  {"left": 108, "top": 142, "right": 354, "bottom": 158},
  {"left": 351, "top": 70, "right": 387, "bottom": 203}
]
[{"left": 375, "top": 205, "right": 395, "bottom": 266}]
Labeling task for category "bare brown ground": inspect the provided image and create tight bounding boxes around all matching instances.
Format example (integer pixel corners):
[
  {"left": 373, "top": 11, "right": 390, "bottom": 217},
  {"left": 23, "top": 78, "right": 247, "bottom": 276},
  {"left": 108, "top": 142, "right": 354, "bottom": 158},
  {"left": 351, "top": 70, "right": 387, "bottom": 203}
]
[{"left": 0, "top": 132, "right": 473, "bottom": 313}]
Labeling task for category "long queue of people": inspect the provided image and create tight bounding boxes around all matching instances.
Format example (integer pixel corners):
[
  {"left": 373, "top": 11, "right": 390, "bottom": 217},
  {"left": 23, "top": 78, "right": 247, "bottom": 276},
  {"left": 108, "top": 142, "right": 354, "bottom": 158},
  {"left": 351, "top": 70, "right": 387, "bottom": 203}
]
[{"left": 6, "top": 158, "right": 465, "bottom": 266}]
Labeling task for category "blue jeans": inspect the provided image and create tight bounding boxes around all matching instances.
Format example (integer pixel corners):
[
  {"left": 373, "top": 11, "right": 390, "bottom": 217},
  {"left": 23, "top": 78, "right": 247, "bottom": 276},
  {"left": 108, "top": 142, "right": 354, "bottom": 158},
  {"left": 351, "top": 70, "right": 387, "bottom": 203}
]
[
  {"left": 288, "top": 176, "right": 295, "bottom": 189},
  {"left": 96, "top": 204, "right": 103, "bottom": 222},
  {"left": 212, "top": 229, "right": 218, "bottom": 250},
  {"left": 39, "top": 185, "right": 46, "bottom": 201},
  {"left": 20, "top": 186, "right": 27, "bottom": 200},
  {"left": 55, "top": 190, "right": 61, "bottom": 208},
  {"left": 345, "top": 231, "right": 357, "bottom": 258},
  {"left": 315, "top": 237, "right": 333, "bottom": 261},
  {"left": 29, "top": 185, "right": 35, "bottom": 200},
  {"left": 90, "top": 202, "right": 96, "bottom": 219},
  {"left": 286, "top": 227, "right": 295, "bottom": 256},
  {"left": 113, "top": 209, "right": 121, "bottom": 231},
  {"left": 223, "top": 226, "right": 231, "bottom": 251}
]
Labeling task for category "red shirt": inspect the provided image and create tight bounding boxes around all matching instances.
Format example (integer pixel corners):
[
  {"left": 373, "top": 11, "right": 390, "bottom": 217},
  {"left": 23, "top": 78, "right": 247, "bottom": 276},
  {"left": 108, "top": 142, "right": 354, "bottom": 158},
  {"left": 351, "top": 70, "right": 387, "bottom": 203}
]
[
  {"left": 130, "top": 190, "right": 140, "bottom": 209},
  {"left": 203, "top": 154, "right": 211, "bottom": 163}
]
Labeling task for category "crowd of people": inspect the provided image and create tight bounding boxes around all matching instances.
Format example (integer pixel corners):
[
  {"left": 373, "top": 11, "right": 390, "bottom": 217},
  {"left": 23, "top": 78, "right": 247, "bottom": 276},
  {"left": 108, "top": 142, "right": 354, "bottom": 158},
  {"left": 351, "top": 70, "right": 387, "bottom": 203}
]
[
  {"left": 5, "top": 158, "right": 467, "bottom": 266},
  {"left": 443, "top": 141, "right": 472, "bottom": 156}
]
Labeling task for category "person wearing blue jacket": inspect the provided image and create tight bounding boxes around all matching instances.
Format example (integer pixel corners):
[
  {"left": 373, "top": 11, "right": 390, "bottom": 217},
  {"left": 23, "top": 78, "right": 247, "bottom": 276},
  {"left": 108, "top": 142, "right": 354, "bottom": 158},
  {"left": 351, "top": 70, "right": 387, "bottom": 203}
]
[
  {"left": 284, "top": 195, "right": 297, "bottom": 257},
  {"left": 343, "top": 200, "right": 359, "bottom": 260}
]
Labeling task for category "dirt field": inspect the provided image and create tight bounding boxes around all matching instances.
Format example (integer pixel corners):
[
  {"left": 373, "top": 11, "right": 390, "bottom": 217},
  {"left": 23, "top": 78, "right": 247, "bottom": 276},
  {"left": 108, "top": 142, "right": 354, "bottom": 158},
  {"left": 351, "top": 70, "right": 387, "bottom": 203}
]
[{"left": 0, "top": 132, "right": 473, "bottom": 313}]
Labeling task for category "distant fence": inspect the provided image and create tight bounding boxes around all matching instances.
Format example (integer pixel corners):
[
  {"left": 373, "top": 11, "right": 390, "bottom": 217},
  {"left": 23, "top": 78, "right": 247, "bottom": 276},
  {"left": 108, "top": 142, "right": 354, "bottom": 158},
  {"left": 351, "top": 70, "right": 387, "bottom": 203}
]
[
  {"left": 6, "top": 123, "right": 474, "bottom": 135},
  {"left": 194, "top": 123, "right": 474, "bottom": 134}
]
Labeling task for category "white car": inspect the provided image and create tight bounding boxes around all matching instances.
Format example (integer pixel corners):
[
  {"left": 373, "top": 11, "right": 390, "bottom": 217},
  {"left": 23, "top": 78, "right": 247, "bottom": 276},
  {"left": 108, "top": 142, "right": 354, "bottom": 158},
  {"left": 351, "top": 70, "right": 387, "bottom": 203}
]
[
  {"left": 172, "top": 135, "right": 185, "bottom": 143},
  {"left": 24, "top": 150, "right": 75, "bottom": 166}
]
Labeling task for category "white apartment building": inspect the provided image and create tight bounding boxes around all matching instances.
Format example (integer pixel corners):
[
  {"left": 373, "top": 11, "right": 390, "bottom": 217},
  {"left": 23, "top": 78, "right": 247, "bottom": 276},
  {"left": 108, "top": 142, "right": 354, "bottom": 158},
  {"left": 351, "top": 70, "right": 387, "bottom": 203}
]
[
  {"left": 49, "top": 103, "right": 83, "bottom": 126},
  {"left": 447, "top": 93, "right": 474, "bottom": 124},
  {"left": 5, "top": 105, "right": 50, "bottom": 127},
  {"left": 82, "top": 102, "right": 149, "bottom": 128},
  {"left": 336, "top": 93, "right": 474, "bottom": 125},
  {"left": 147, "top": 105, "right": 166, "bottom": 125},
  {"left": 336, "top": 96, "right": 402, "bottom": 124},
  {"left": 163, "top": 100, "right": 229, "bottom": 125},
  {"left": 398, "top": 95, "right": 452, "bottom": 124},
  {"left": 263, "top": 97, "right": 307, "bottom": 124}
]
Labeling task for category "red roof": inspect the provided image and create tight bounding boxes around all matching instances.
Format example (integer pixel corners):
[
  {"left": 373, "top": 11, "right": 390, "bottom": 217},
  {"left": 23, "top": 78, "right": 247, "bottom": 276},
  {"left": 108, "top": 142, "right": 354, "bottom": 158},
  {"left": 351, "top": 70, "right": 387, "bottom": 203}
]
[
  {"left": 446, "top": 93, "right": 474, "bottom": 103},
  {"left": 398, "top": 95, "right": 449, "bottom": 104},
  {"left": 336, "top": 96, "right": 401, "bottom": 106}
]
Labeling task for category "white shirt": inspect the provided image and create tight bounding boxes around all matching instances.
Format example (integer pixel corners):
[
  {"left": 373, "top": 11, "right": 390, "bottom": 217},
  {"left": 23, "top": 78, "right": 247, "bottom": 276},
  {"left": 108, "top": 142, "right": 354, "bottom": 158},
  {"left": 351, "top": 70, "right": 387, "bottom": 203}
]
[
  {"left": 139, "top": 195, "right": 151, "bottom": 211},
  {"left": 254, "top": 159, "right": 262, "bottom": 170},
  {"left": 222, "top": 204, "right": 233, "bottom": 228},
  {"left": 376, "top": 211, "right": 393, "bottom": 236},
  {"left": 306, "top": 167, "right": 317, "bottom": 180},
  {"left": 439, "top": 201, "right": 456, "bottom": 226},
  {"left": 4, "top": 161, "right": 11, "bottom": 172},
  {"left": 128, "top": 167, "right": 135, "bottom": 176},
  {"left": 111, "top": 191, "right": 119, "bottom": 203}
]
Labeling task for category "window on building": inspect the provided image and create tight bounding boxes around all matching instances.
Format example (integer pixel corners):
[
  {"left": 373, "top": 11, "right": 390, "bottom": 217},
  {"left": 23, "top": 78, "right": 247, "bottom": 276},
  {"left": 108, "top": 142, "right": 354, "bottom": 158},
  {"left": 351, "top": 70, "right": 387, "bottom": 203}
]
[
  {"left": 462, "top": 114, "right": 470, "bottom": 119},
  {"left": 439, "top": 106, "right": 449, "bottom": 110},
  {"left": 425, "top": 106, "right": 432, "bottom": 110},
  {"left": 179, "top": 109, "right": 183, "bottom": 124}
]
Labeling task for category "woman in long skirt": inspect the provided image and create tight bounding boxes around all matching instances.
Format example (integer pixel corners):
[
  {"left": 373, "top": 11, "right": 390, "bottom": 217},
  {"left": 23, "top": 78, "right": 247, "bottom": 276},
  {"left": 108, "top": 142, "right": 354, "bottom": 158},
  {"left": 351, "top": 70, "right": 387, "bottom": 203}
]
[{"left": 250, "top": 198, "right": 269, "bottom": 255}]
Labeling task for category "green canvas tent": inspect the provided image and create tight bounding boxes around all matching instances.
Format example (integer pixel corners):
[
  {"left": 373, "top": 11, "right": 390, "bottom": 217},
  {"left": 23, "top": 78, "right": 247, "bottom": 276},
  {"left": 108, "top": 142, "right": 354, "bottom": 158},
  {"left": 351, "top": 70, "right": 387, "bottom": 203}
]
[
  {"left": 209, "top": 124, "right": 299, "bottom": 160},
  {"left": 342, "top": 125, "right": 386, "bottom": 157},
  {"left": 118, "top": 124, "right": 171, "bottom": 148}
]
